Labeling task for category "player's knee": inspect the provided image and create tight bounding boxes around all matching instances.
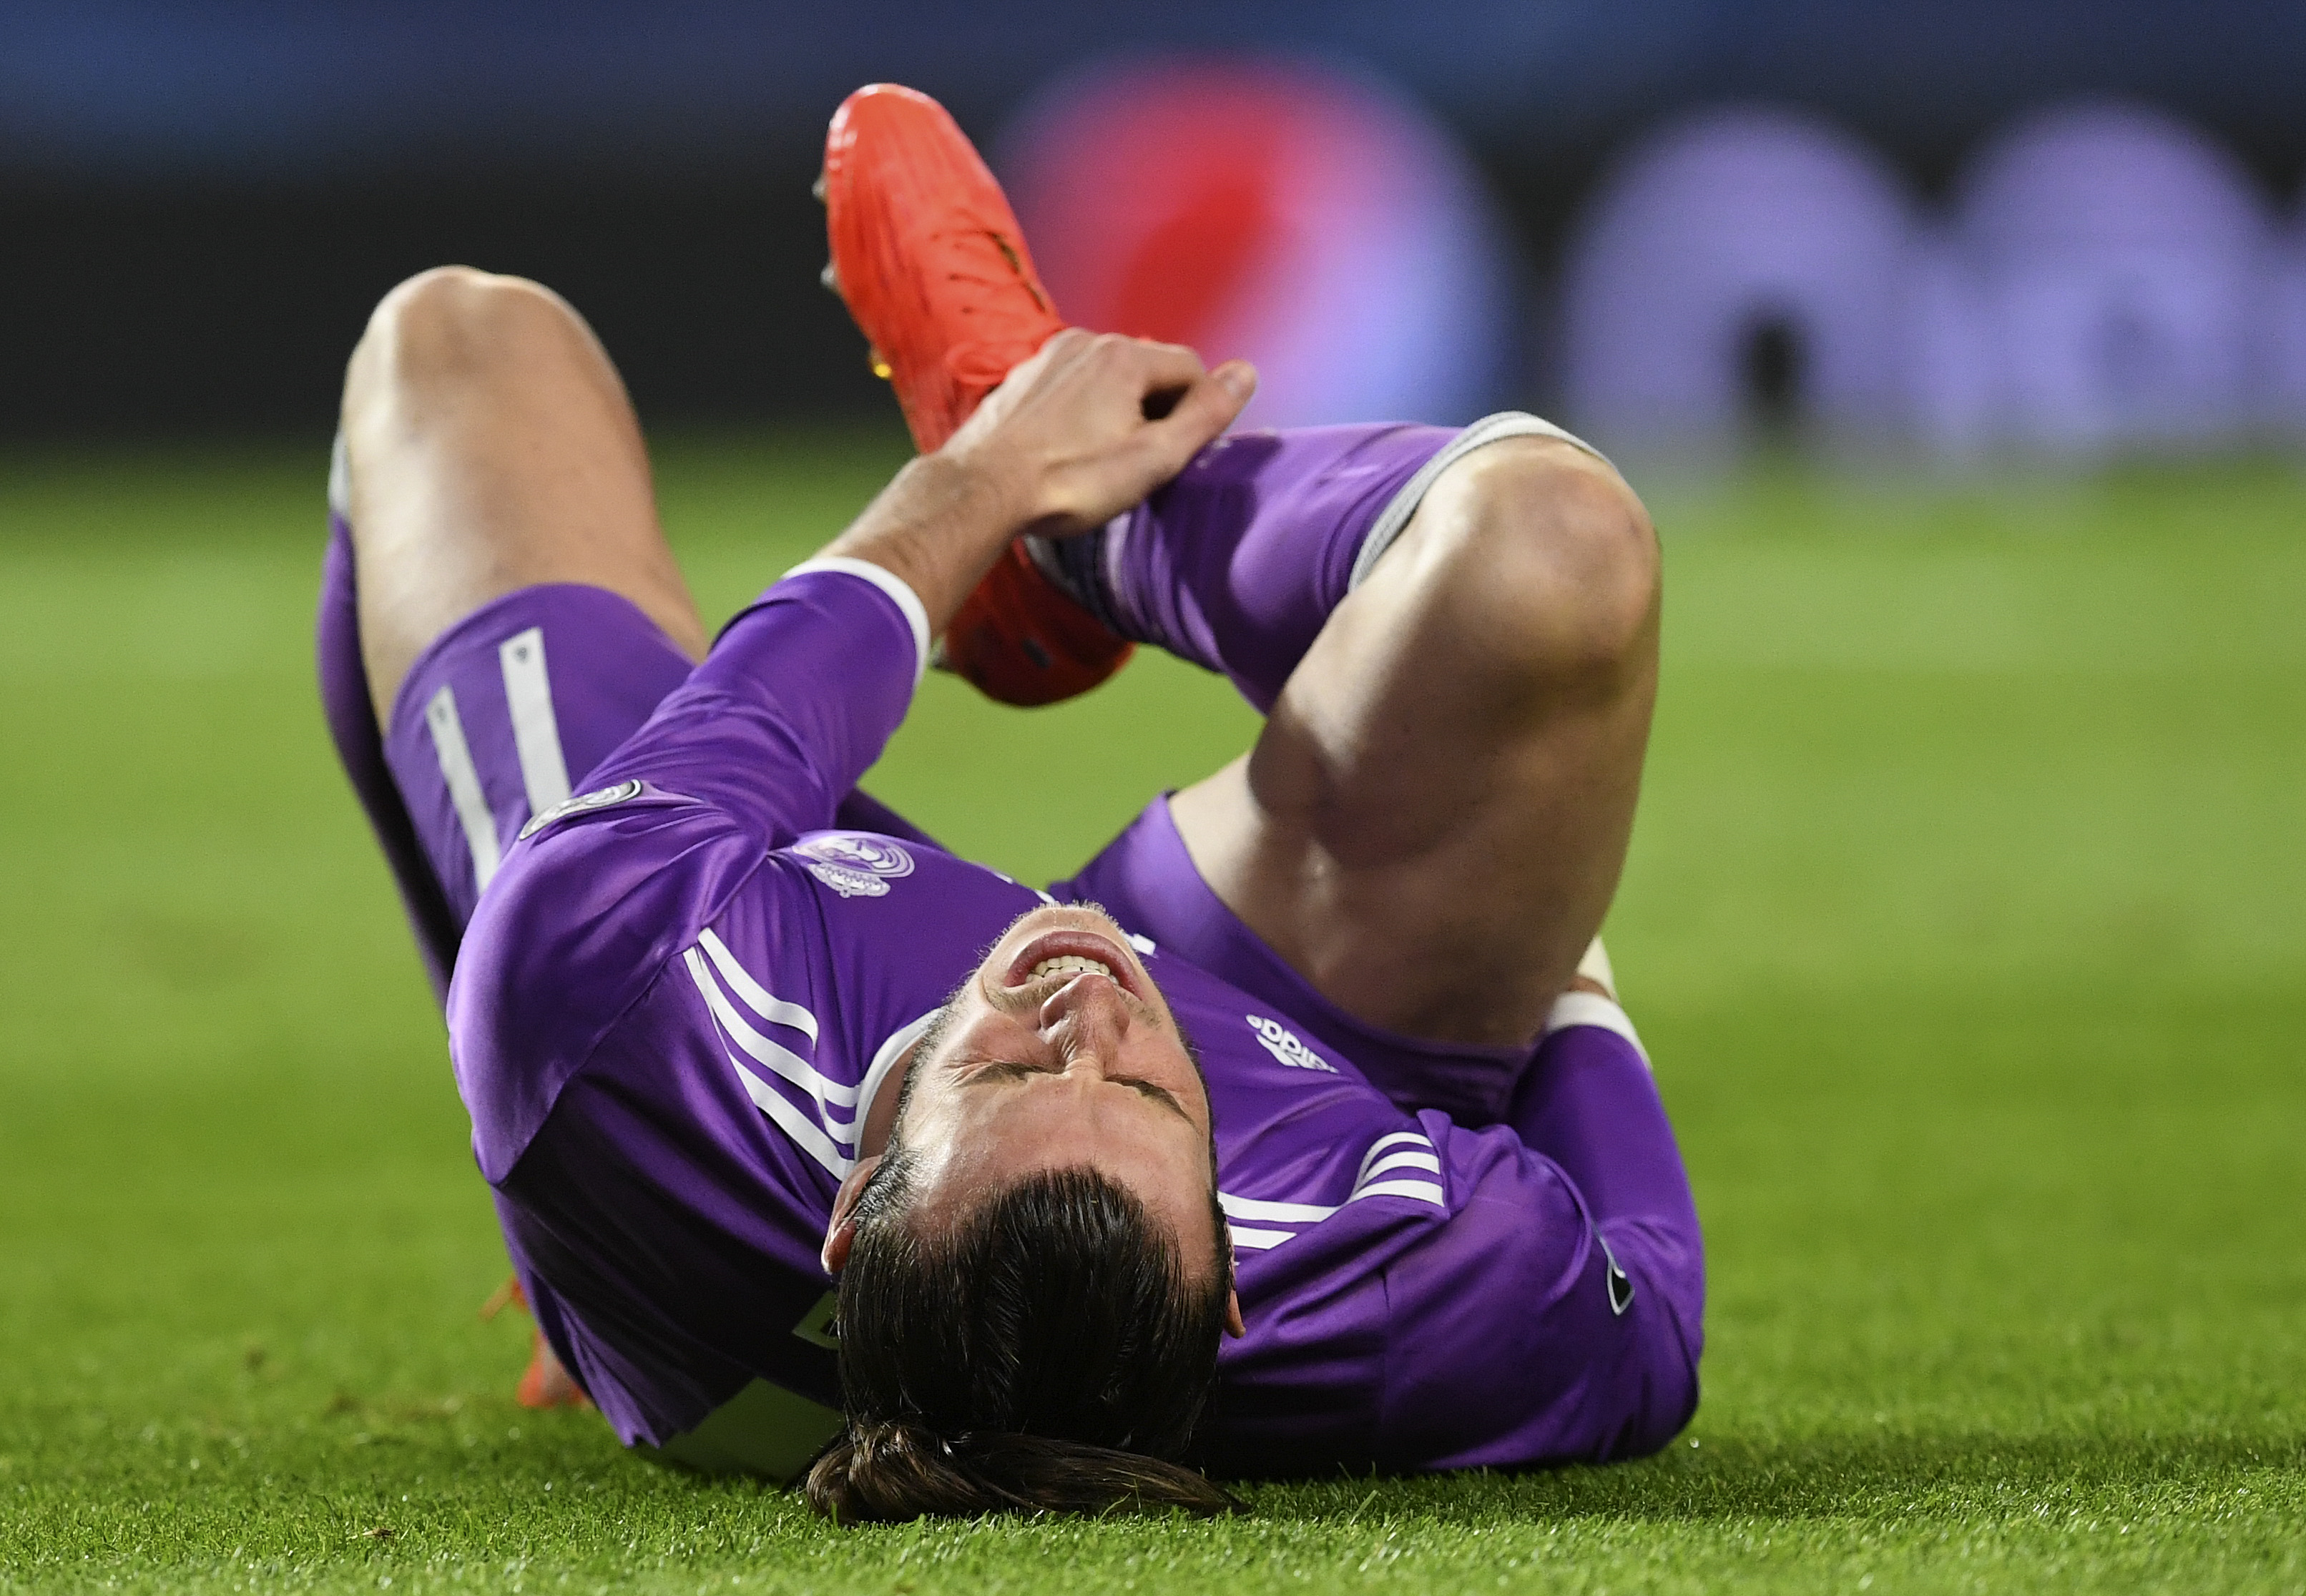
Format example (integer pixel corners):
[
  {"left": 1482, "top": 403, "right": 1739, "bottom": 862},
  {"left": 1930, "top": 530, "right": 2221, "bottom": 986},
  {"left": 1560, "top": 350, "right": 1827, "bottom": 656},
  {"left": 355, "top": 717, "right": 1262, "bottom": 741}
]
[
  {"left": 348, "top": 266, "right": 589, "bottom": 405},
  {"left": 1436, "top": 440, "right": 1659, "bottom": 679}
]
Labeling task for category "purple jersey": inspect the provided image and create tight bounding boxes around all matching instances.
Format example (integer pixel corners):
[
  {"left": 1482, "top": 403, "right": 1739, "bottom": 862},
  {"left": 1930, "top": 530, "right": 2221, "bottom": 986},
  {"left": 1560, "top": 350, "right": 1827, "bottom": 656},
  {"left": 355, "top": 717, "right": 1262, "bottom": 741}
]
[{"left": 438, "top": 567, "right": 1703, "bottom": 1478}]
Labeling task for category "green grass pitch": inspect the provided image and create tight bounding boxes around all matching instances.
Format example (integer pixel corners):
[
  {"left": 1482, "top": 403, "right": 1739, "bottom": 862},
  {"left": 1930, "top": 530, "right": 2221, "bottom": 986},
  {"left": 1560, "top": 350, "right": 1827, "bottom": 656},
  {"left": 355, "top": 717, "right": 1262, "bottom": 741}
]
[{"left": 1, "top": 433, "right": 2300, "bottom": 1593}]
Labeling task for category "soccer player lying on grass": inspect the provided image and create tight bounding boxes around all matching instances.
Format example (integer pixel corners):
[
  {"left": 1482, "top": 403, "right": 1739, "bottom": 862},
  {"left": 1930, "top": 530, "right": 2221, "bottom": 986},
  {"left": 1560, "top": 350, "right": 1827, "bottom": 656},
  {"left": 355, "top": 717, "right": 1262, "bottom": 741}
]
[{"left": 315, "top": 85, "right": 1701, "bottom": 1522}]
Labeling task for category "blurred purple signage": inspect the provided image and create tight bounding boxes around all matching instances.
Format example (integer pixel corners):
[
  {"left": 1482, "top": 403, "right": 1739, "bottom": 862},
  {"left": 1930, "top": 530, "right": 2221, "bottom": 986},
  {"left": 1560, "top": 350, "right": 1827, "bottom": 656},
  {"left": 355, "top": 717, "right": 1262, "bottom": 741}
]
[
  {"left": 1561, "top": 100, "right": 2301, "bottom": 461},
  {"left": 1562, "top": 107, "right": 1920, "bottom": 452}
]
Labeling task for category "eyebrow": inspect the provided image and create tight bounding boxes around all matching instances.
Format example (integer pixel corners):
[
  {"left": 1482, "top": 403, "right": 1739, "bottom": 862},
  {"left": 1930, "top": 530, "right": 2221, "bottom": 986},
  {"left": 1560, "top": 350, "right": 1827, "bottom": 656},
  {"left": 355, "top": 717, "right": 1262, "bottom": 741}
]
[{"left": 961, "top": 1058, "right": 1195, "bottom": 1126}]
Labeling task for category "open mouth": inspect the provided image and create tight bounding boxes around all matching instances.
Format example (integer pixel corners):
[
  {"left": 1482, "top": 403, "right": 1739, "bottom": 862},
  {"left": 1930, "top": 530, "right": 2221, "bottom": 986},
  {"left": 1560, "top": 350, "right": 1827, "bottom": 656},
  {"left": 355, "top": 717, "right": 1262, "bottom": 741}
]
[{"left": 1003, "top": 923, "right": 1145, "bottom": 1003}]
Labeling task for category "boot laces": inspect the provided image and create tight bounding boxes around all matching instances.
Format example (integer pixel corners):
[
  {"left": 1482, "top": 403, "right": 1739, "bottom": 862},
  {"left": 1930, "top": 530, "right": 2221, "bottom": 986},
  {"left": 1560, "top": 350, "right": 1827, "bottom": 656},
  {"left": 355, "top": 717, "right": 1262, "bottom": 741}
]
[{"left": 922, "top": 222, "right": 1051, "bottom": 315}]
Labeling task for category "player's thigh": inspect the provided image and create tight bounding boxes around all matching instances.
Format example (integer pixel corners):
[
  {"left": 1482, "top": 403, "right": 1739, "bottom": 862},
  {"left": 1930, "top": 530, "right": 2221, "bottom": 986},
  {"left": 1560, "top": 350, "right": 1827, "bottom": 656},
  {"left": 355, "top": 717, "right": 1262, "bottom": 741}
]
[
  {"left": 341, "top": 265, "right": 707, "bottom": 724},
  {"left": 1170, "top": 438, "right": 1659, "bottom": 1050}
]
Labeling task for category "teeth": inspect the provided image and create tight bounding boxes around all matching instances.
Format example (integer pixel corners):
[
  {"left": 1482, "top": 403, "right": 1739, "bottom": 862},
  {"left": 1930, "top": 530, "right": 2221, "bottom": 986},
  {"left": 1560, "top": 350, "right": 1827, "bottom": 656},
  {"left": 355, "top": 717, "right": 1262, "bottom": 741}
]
[{"left": 1030, "top": 955, "right": 1114, "bottom": 981}]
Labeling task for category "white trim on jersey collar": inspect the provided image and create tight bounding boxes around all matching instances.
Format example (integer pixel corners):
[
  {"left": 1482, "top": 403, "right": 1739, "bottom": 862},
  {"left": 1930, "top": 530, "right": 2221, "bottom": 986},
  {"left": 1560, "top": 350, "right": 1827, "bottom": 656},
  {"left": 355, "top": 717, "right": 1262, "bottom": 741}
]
[
  {"left": 855, "top": 1008, "right": 943, "bottom": 1147},
  {"left": 782, "top": 556, "right": 933, "bottom": 686}
]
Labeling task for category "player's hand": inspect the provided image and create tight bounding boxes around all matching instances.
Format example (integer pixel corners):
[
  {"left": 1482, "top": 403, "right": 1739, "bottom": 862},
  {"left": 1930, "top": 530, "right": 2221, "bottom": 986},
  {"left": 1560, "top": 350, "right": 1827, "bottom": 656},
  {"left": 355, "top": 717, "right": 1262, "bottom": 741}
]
[
  {"left": 812, "top": 332, "right": 1253, "bottom": 636},
  {"left": 943, "top": 329, "right": 1257, "bottom": 540}
]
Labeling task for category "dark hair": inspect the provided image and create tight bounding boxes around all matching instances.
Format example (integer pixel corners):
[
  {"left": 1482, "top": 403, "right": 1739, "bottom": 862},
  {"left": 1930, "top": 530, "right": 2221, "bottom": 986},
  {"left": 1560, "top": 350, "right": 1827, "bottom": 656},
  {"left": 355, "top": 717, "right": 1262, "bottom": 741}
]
[{"left": 804, "top": 1153, "right": 1238, "bottom": 1523}]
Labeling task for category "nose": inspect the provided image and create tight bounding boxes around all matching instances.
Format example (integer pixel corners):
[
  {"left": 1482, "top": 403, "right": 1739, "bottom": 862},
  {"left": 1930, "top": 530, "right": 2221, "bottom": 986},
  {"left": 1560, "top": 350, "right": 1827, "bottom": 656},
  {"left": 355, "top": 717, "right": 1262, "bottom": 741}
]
[{"left": 1037, "top": 970, "right": 1132, "bottom": 1067}]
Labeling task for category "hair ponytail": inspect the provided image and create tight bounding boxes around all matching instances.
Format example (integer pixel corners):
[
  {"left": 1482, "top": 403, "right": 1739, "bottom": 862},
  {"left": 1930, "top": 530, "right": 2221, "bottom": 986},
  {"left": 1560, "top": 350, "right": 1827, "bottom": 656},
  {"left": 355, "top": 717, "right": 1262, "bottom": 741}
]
[
  {"left": 804, "top": 1422, "right": 1240, "bottom": 1523},
  {"left": 810, "top": 1161, "right": 1237, "bottom": 1524}
]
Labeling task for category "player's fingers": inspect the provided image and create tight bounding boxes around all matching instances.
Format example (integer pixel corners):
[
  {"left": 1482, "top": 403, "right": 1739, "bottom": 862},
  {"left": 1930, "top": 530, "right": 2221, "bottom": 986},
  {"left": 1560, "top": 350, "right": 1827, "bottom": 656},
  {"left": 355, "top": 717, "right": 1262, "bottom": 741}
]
[
  {"left": 1140, "top": 360, "right": 1257, "bottom": 468},
  {"left": 1039, "top": 325, "right": 1099, "bottom": 366},
  {"left": 1007, "top": 326, "right": 1090, "bottom": 388},
  {"left": 1105, "top": 336, "right": 1208, "bottom": 410}
]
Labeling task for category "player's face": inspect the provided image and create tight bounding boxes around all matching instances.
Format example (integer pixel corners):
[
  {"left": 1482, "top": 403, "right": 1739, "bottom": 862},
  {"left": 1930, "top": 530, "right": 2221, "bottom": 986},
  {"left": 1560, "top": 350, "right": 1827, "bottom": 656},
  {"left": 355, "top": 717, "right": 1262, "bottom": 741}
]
[{"left": 895, "top": 904, "right": 1222, "bottom": 1275}]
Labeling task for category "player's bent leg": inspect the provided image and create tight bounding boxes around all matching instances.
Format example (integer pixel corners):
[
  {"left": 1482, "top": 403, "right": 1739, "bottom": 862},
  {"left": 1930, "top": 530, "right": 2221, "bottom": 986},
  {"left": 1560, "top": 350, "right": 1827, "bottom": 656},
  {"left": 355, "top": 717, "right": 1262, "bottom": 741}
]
[
  {"left": 1168, "top": 435, "right": 1659, "bottom": 1053},
  {"left": 340, "top": 265, "right": 708, "bottom": 725},
  {"left": 1034, "top": 421, "right": 1464, "bottom": 714},
  {"left": 328, "top": 269, "right": 722, "bottom": 1417}
]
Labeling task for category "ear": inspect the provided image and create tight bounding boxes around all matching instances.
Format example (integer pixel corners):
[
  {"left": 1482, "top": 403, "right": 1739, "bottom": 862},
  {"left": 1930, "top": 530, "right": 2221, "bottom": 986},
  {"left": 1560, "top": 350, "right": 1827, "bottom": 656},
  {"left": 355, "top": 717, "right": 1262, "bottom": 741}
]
[
  {"left": 1221, "top": 1226, "right": 1247, "bottom": 1337},
  {"left": 820, "top": 1153, "right": 881, "bottom": 1276}
]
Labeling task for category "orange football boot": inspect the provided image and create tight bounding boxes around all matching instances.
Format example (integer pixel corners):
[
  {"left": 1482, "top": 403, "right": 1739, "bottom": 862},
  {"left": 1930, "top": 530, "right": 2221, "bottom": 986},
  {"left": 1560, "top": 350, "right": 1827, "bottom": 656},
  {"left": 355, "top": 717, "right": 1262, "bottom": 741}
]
[
  {"left": 515, "top": 1331, "right": 590, "bottom": 1411},
  {"left": 481, "top": 1276, "right": 592, "bottom": 1411},
  {"left": 821, "top": 82, "right": 1134, "bottom": 706}
]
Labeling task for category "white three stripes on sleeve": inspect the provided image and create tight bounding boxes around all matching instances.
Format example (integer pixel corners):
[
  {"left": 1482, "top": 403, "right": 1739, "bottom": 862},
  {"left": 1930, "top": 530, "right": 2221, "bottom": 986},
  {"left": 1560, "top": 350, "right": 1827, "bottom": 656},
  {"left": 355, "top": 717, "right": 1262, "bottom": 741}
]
[
  {"left": 685, "top": 930, "right": 946, "bottom": 1188},
  {"left": 686, "top": 956, "right": 856, "bottom": 1123},
  {"left": 697, "top": 929, "right": 821, "bottom": 1045},
  {"left": 1221, "top": 1129, "right": 1448, "bottom": 1252},
  {"left": 1360, "top": 1148, "right": 1443, "bottom": 1181},
  {"left": 1350, "top": 1130, "right": 1446, "bottom": 1208},
  {"left": 684, "top": 945, "right": 851, "bottom": 1177}
]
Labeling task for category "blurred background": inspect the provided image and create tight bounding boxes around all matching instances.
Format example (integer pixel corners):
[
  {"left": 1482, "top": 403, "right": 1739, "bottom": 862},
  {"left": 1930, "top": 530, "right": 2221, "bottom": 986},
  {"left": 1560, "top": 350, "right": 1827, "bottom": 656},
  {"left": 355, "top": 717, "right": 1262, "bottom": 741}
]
[
  {"left": 9, "top": 0, "right": 2306, "bottom": 457},
  {"left": 5, "top": 6, "right": 2303, "bottom": 1585}
]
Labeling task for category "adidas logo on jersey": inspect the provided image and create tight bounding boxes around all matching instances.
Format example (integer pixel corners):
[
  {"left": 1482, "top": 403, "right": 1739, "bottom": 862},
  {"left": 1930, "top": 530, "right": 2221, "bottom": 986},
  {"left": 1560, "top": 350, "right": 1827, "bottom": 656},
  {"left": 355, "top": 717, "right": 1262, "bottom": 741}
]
[{"left": 1246, "top": 1015, "right": 1336, "bottom": 1074}]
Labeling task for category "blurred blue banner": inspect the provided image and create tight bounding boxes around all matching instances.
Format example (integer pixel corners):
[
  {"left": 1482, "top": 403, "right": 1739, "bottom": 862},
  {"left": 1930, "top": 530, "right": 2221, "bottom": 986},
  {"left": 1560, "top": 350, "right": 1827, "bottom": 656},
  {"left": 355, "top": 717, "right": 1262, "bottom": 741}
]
[
  {"left": 6, "top": 0, "right": 2302, "bottom": 179},
  {"left": 9, "top": 1, "right": 2306, "bottom": 440}
]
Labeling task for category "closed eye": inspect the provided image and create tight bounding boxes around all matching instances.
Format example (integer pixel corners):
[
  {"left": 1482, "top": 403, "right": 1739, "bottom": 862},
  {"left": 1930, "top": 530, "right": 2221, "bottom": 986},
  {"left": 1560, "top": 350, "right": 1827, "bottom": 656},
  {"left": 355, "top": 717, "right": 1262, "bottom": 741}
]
[
  {"left": 1117, "top": 1075, "right": 1190, "bottom": 1120},
  {"left": 960, "top": 1058, "right": 1192, "bottom": 1124},
  {"left": 957, "top": 1057, "right": 1048, "bottom": 1085}
]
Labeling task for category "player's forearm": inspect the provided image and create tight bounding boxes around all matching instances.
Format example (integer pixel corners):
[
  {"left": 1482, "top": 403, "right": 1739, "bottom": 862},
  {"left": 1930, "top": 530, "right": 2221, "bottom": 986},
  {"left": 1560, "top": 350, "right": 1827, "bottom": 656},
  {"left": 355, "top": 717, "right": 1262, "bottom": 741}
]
[{"left": 812, "top": 451, "right": 1026, "bottom": 639}]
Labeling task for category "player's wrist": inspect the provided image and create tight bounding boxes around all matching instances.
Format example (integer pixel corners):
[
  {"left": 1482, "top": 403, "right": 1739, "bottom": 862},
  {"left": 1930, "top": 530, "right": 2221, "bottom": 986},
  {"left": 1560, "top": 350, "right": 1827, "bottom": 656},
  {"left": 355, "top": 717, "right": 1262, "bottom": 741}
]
[
  {"left": 814, "top": 450, "right": 1026, "bottom": 633},
  {"left": 933, "top": 429, "right": 1050, "bottom": 540}
]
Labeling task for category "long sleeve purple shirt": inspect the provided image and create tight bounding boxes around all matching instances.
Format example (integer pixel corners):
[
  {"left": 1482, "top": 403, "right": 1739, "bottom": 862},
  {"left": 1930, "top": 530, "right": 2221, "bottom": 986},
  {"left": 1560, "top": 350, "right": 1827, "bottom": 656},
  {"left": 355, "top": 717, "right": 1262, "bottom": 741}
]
[{"left": 447, "top": 569, "right": 1703, "bottom": 1477}]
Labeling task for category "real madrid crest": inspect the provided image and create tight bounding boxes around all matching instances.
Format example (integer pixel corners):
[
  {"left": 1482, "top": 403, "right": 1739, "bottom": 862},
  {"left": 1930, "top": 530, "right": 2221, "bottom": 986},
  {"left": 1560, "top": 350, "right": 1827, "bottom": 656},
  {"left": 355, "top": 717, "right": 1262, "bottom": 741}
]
[
  {"left": 790, "top": 833, "right": 916, "bottom": 900},
  {"left": 517, "top": 779, "right": 644, "bottom": 841}
]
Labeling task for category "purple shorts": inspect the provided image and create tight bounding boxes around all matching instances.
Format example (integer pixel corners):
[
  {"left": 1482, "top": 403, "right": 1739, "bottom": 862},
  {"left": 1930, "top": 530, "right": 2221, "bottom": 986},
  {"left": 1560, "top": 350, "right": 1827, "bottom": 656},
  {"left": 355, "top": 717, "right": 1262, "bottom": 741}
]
[{"left": 383, "top": 584, "right": 694, "bottom": 930}]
